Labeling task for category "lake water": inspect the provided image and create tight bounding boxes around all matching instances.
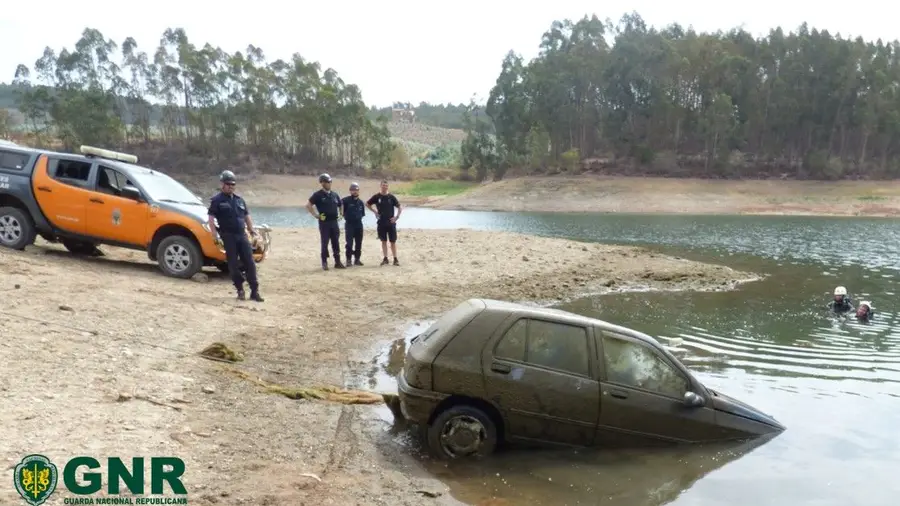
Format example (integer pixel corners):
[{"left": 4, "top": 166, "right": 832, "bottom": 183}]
[{"left": 257, "top": 206, "right": 900, "bottom": 506}]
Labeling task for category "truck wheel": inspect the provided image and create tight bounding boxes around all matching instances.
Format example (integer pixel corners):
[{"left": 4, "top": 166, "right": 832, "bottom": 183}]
[
  {"left": 0, "top": 206, "right": 37, "bottom": 250},
  {"left": 426, "top": 405, "right": 498, "bottom": 460},
  {"left": 156, "top": 235, "right": 203, "bottom": 279}
]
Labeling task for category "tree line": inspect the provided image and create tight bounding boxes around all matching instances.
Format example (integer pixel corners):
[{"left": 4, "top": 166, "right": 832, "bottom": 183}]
[
  {"left": 9, "top": 28, "right": 398, "bottom": 172},
  {"left": 464, "top": 12, "right": 900, "bottom": 180}
]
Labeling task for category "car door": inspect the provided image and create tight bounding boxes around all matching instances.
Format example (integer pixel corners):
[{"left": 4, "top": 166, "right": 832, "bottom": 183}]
[
  {"left": 595, "top": 329, "right": 725, "bottom": 446},
  {"left": 483, "top": 316, "right": 600, "bottom": 447},
  {"left": 85, "top": 165, "right": 149, "bottom": 246},
  {"left": 30, "top": 155, "right": 94, "bottom": 235}
]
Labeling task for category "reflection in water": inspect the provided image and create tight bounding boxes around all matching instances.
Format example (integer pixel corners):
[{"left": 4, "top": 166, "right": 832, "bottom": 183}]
[{"left": 329, "top": 209, "right": 900, "bottom": 506}]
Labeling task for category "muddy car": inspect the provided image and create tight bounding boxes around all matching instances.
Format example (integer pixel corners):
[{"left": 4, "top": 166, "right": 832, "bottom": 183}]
[{"left": 397, "top": 298, "right": 785, "bottom": 459}]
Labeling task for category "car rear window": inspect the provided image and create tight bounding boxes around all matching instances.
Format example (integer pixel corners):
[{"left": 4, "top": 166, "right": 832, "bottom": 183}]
[
  {"left": 412, "top": 299, "right": 484, "bottom": 348},
  {"left": 0, "top": 149, "right": 29, "bottom": 171}
]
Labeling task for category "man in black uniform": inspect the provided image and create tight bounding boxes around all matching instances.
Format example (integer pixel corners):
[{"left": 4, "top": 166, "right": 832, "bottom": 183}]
[
  {"left": 306, "top": 173, "right": 345, "bottom": 271},
  {"left": 207, "top": 170, "right": 264, "bottom": 302},
  {"left": 366, "top": 180, "right": 402, "bottom": 266},
  {"left": 341, "top": 181, "right": 366, "bottom": 266}
]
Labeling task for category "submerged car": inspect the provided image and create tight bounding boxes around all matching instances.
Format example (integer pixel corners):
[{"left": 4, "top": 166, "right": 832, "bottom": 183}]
[{"left": 397, "top": 298, "right": 785, "bottom": 460}]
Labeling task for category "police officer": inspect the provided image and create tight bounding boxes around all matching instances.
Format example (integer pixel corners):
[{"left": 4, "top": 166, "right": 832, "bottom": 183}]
[
  {"left": 207, "top": 170, "right": 264, "bottom": 302},
  {"left": 306, "top": 173, "right": 345, "bottom": 270},
  {"left": 341, "top": 182, "right": 366, "bottom": 266}
]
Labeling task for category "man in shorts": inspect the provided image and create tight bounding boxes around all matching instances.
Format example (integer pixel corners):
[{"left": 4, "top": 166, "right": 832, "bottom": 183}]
[{"left": 366, "top": 180, "right": 402, "bottom": 266}]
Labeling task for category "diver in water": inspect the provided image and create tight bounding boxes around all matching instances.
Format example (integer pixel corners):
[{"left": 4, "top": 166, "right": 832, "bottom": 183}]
[
  {"left": 855, "top": 301, "right": 875, "bottom": 321},
  {"left": 827, "top": 286, "right": 854, "bottom": 313}
]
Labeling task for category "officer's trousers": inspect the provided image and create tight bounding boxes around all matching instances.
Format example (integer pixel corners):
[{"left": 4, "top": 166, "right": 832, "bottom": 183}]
[
  {"left": 345, "top": 220, "right": 363, "bottom": 260},
  {"left": 318, "top": 220, "right": 341, "bottom": 262},
  {"left": 221, "top": 232, "right": 258, "bottom": 291}
]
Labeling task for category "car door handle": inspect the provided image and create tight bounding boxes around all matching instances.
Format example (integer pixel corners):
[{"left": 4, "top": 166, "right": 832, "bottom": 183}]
[
  {"left": 608, "top": 389, "right": 629, "bottom": 400},
  {"left": 90, "top": 197, "right": 104, "bottom": 204},
  {"left": 490, "top": 362, "right": 511, "bottom": 374},
  {"left": 37, "top": 186, "right": 52, "bottom": 192}
]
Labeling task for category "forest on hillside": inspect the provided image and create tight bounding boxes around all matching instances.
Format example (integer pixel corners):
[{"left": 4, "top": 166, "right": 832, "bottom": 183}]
[
  {"left": 5, "top": 28, "right": 399, "bottom": 173},
  {"left": 464, "top": 12, "right": 900, "bottom": 180}
]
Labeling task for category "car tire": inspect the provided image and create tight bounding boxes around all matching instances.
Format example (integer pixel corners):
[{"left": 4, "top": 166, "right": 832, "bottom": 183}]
[
  {"left": 426, "top": 404, "right": 498, "bottom": 460},
  {"left": 0, "top": 206, "right": 37, "bottom": 250},
  {"left": 156, "top": 235, "right": 203, "bottom": 279}
]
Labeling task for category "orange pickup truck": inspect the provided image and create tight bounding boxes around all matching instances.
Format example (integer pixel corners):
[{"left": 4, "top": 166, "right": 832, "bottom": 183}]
[{"left": 0, "top": 144, "right": 271, "bottom": 278}]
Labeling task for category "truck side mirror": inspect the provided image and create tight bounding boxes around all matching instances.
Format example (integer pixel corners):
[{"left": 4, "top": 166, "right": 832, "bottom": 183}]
[{"left": 121, "top": 185, "right": 142, "bottom": 201}]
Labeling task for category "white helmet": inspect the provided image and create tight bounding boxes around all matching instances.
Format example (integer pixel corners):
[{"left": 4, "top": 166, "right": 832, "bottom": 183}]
[
  {"left": 859, "top": 301, "right": 872, "bottom": 309},
  {"left": 834, "top": 286, "right": 847, "bottom": 296}
]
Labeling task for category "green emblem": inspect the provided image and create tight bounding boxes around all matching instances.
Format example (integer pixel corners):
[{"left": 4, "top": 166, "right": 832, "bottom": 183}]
[
  {"left": 14, "top": 454, "right": 58, "bottom": 506},
  {"left": 112, "top": 208, "right": 122, "bottom": 225}
]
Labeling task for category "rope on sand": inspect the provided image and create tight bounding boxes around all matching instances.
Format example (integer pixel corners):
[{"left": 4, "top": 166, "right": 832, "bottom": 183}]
[{"left": 225, "top": 368, "right": 388, "bottom": 405}]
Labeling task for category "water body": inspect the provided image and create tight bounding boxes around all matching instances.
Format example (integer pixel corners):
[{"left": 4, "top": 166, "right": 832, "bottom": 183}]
[{"left": 258, "top": 206, "right": 900, "bottom": 506}]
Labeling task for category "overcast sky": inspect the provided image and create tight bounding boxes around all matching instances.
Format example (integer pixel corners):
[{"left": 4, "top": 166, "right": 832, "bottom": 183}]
[{"left": 1, "top": 1, "right": 895, "bottom": 108}]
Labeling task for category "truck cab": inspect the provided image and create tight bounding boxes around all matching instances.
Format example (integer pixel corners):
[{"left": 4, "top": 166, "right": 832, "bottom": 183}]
[{"left": 0, "top": 144, "right": 271, "bottom": 278}]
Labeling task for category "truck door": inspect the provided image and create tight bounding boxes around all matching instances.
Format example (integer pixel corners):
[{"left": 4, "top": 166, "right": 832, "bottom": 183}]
[
  {"left": 30, "top": 155, "right": 93, "bottom": 236},
  {"left": 85, "top": 165, "right": 149, "bottom": 246}
]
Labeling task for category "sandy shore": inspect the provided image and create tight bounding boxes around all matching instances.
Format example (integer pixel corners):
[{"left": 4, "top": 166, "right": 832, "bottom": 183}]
[
  {"left": 217, "top": 174, "right": 900, "bottom": 217},
  {"left": 0, "top": 228, "right": 756, "bottom": 505}
]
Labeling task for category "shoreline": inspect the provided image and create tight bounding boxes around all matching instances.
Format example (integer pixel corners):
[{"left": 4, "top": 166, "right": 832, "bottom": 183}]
[
  {"left": 196, "top": 174, "right": 900, "bottom": 218},
  {"left": 1, "top": 227, "right": 759, "bottom": 505}
]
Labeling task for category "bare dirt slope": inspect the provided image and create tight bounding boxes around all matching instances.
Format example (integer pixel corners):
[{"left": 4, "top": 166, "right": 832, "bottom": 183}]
[
  {"left": 426, "top": 176, "right": 900, "bottom": 216},
  {"left": 201, "top": 174, "right": 900, "bottom": 217},
  {"left": 1, "top": 228, "right": 756, "bottom": 505}
]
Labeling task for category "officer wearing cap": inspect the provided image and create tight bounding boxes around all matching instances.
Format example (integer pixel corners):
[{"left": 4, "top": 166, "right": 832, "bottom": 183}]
[
  {"left": 207, "top": 170, "right": 264, "bottom": 301},
  {"left": 306, "top": 173, "right": 345, "bottom": 270},
  {"left": 341, "top": 182, "right": 366, "bottom": 266}
]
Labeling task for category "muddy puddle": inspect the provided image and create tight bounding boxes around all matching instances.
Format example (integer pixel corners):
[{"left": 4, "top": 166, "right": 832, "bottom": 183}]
[{"left": 345, "top": 321, "right": 772, "bottom": 506}]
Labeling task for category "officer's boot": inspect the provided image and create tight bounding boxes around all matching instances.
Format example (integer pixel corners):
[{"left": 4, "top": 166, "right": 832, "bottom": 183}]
[
  {"left": 354, "top": 255, "right": 363, "bottom": 266},
  {"left": 249, "top": 288, "right": 264, "bottom": 302},
  {"left": 346, "top": 254, "right": 353, "bottom": 267},
  {"left": 236, "top": 288, "right": 246, "bottom": 300},
  {"left": 334, "top": 258, "right": 346, "bottom": 269}
]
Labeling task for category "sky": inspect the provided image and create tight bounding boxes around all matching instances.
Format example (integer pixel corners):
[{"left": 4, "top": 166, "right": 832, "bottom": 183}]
[{"left": 1, "top": 1, "right": 896, "bottom": 108}]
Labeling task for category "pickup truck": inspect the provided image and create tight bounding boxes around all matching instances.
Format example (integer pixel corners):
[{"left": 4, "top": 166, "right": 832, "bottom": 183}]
[{"left": 0, "top": 144, "right": 272, "bottom": 279}]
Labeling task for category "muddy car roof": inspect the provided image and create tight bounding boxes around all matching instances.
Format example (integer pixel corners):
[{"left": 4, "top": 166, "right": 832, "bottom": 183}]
[{"left": 476, "top": 298, "right": 661, "bottom": 346}]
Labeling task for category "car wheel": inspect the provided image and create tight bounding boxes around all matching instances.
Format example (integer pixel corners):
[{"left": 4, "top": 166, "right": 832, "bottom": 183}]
[
  {"left": 426, "top": 405, "right": 498, "bottom": 460},
  {"left": 156, "top": 235, "right": 202, "bottom": 279},
  {"left": 63, "top": 239, "right": 99, "bottom": 256},
  {"left": 0, "top": 206, "right": 36, "bottom": 250}
]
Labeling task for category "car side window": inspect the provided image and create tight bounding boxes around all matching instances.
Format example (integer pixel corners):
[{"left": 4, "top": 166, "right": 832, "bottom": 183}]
[
  {"left": 525, "top": 319, "right": 590, "bottom": 376},
  {"left": 601, "top": 334, "right": 688, "bottom": 398},
  {"left": 96, "top": 166, "right": 130, "bottom": 196},
  {"left": 494, "top": 319, "right": 526, "bottom": 361},
  {"left": 49, "top": 158, "right": 92, "bottom": 188},
  {"left": 0, "top": 150, "right": 29, "bottom": 171}
]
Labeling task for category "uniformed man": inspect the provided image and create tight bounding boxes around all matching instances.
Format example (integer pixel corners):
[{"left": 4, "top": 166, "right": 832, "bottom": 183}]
[
  {"left": 341, "top": 182, "right": 366, "bottom": 266},
  {"left": 366, "top": 180, "right": 402, "bottom": 266},
  {"left": 306, "top": 173, "right": 345, "bottom": 270},
  {"left": 207, "top": 170, "right": 264, "bottom": 302}
]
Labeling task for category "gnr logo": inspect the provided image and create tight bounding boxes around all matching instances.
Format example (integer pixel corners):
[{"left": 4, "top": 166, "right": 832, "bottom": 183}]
[{"left": 14, "top": 455, "right": 188, "bottom": 505}]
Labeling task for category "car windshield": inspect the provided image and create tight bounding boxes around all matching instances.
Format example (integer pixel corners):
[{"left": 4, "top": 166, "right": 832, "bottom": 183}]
[{"left": 126, "top": 167, "right": 203, "bottom": 205}]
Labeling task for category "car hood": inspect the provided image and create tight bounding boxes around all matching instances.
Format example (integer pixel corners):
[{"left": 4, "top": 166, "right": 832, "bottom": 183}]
[
  {"left": 156, "top": 201, "right": 208, "bottom": 224},
  {"left": 710, "top": 389, "right": 785, "bottom": 430}
]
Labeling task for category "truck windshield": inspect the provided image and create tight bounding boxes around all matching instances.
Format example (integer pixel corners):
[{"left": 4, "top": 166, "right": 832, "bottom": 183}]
[{"left": 128, "top": 169, "right": 203, "bottom": 205}]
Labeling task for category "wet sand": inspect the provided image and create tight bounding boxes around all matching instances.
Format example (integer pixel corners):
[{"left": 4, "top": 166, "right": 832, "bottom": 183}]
[{"left": 0, "top": 227, "right": 757, "bottom": 505}]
